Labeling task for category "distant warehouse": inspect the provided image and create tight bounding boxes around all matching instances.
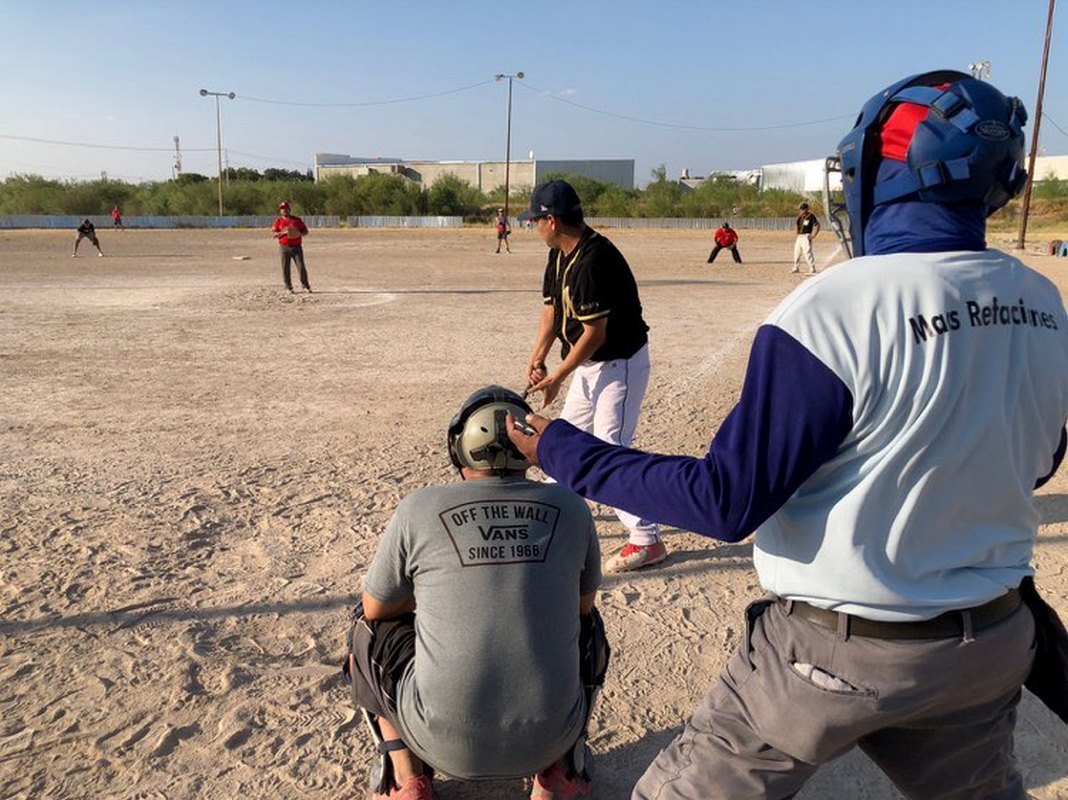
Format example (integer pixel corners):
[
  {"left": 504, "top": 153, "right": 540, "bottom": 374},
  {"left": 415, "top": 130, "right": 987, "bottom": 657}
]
[{"left": 314, "top": 154, "right": 635, "bottom": 192}]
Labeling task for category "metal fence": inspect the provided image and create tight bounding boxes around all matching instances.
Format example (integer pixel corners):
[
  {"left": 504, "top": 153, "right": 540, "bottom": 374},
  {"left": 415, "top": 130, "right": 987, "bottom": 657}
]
[
  {"left": 0, "top": 214, "right": 458, "bottom": 230},
  {"left": 0, "top": 214, "right": 789, "bottom": 231},
  {"left": 587, "top": 217, "right": 797, "bottom": 231},
  {"left": 346, "top": 215, "right": 463, "bottom": 228}
]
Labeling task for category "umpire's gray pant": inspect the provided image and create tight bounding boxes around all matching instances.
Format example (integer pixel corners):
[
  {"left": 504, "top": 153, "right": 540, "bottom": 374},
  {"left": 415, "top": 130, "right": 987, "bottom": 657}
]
[{"left": 634, "top": 597, "right": 1034, "bottom": 800}]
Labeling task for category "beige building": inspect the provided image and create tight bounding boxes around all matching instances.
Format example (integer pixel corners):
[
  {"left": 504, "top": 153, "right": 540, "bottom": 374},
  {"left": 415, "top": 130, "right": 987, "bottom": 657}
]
[{"left": 313, "top": 155, "right": 635, "bottom": 192}]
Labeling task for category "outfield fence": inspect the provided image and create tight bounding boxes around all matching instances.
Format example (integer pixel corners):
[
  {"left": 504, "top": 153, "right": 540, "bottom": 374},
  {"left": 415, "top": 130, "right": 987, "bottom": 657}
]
[
  {"left": 0, "top": 215, "right": 462, "bottom": 230},
  {"left": 0, "top": 215, "right": 792, "bottom": 231},
  {"left": 587, "top": 217, "right": 797, "bottom": 231}
]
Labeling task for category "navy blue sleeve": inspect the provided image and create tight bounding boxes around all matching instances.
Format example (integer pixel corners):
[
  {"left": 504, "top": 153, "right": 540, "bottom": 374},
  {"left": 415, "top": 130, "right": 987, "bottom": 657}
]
[{"left": 538, "top": 326, "right": 854, "bottom": 541}]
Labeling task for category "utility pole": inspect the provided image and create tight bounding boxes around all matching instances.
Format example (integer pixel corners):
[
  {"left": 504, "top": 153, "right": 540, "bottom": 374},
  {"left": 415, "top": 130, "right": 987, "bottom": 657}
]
[
  {"left": 1016, "top": 0, "right": 1056, "bottom": 251},
  {"left": 198, "top": 88, "right": 236, "bottom": 215},
  {"left": 494, "top": 72, "right": 524, "bottom": 221}
]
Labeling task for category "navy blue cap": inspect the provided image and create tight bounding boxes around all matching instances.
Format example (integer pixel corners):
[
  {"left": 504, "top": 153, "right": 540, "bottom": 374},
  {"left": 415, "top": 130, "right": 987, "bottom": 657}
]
[{"left": 517, "top": 180, "right": 582, "bottom": 221}]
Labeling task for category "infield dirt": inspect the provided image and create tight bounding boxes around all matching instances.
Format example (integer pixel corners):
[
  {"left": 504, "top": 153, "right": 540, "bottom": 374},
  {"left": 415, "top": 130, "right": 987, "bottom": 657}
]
[{"left": 2, "top": 226, "right": 1067, "bottom": 799}]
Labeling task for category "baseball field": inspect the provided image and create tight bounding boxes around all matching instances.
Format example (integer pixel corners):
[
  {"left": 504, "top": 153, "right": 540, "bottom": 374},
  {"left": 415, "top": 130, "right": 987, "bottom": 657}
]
[{"left": 2, "top": 226, "right": 1067, "bottom": 799}]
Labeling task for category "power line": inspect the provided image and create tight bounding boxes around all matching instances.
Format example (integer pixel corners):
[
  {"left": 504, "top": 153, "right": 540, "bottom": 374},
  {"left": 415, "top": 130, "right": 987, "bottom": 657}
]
[
  {"left": 0, "top": 133, "right": 214, "bottom": 152},
  {"left": 238, "top": 79, "right": 495, "bottom": 108},
  {"left": 227, "top": 149, "right": 310, "bottom": 168},
  {"left": 517, "top": 79, "right": 853, "bottom": 132},
  {"left": 1042, "top": 111, "right": 1068, "bottom": 138}
]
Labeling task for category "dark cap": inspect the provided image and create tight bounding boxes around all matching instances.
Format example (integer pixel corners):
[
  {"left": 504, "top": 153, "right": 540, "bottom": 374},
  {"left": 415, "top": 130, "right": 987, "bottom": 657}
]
[
  {"left": 799, "top": 202, "right": 809, "bottom": 210},
  {"left": 517, "top": 180, "right": 582, "bottom": 221},
  {"left": 279, "top": 200, "right": 290, "bottom": 209}
]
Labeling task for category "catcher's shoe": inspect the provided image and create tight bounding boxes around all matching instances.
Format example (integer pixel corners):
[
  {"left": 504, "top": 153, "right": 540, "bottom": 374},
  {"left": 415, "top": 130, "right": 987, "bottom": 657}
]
[
  {"left": 530, "top": 759, "right": 591, "bottom": 799},
  {"left": 605, "top": 541, "right": 667, "bottom": 573},
  {"left": 372, "top": 774, "right": 434, "bottom": 800}
]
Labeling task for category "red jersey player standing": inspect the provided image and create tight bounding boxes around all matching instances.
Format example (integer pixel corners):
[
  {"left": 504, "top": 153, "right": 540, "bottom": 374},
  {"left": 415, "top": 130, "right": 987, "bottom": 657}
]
[{"left": 271, "top": 200, "right": 312, "bottom": 293}]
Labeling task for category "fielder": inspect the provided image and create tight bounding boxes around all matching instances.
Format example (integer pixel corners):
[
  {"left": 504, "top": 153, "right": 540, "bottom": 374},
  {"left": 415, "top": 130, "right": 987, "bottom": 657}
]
[
  {"left": 72, "top": 218, "right": 104, "bottom": 257},
  {"left": 509, "top": 71, "right": 1068, "bottom": 799},
  {"left": 518, "top": 179, "right": 666, "bottom": 572},
  {"left": 271, "top": 200, "right": 311, "bottom": 293},
  {"left": 792, "top": 202, "right": 821, "bottom": 273},
  {"left": 344, "top": 386, "right": 608, "bottom": 800}
]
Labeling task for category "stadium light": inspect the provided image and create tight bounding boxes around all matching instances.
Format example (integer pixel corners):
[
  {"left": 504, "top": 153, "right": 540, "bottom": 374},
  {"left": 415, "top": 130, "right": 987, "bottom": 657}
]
[
  {"left": 494, "top": 72, "right": 524, "bottom": 222},
  {"left": 199, "top": 88, "right": 236, "bottom": 216}
]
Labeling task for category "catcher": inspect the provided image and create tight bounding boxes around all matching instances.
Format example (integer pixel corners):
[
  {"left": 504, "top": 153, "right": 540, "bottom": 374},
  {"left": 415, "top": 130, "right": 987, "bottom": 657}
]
[
  {"left": 271, "top": 200, "right": 311, "bottom": 293},
  {"left": 343, "top": 386, "right": 608, "bottom": 800}
]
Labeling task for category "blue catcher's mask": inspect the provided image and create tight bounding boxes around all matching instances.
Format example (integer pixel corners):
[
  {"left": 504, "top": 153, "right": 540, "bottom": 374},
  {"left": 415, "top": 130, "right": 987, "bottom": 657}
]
[{"left": 835, "top": 70, "right": 1027, "bottom": 257}]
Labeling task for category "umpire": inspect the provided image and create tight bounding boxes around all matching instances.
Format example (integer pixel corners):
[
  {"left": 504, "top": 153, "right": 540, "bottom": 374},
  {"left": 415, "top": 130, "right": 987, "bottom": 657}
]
[{"left": 509, "top": 71, "right": 1068, "bottom": 798}]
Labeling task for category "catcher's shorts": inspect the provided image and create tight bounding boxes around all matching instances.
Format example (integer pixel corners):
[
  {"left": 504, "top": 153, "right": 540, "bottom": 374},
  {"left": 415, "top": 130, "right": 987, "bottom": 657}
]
[
  {"left": 346, "top": 610, "right": 416, "bottom": 732},
  {"left": 633, "top": 597, "right": 1034, "bottom": 800}
]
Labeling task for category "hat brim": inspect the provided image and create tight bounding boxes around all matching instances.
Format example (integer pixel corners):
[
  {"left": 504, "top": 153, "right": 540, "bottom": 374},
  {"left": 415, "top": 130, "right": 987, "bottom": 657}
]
[{"left": 516, "top": 208, "right": 540, "bottom": 221}]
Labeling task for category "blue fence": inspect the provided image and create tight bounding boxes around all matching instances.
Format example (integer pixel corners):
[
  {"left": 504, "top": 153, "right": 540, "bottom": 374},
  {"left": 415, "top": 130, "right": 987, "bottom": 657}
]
[
  {"left": 0, "top": 214, "right": 459, "bottom": 230},
  {"left": 0, "top": 214, "right": 797, "bottom": 231},
  {"left": 587, "top": 217, "right": 797, "bottom": 231}
]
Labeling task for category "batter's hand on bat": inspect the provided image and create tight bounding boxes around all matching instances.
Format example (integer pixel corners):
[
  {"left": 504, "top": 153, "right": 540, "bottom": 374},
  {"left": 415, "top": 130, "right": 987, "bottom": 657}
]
[
  {"left": 527, "top": 374, "right": 562, "bottom": 408},
  {"left": 526, "top": 360, "right": 548, "bottom": 387},
  {"left": 506, "top": 412, "right": 550, "bottom": 466}
]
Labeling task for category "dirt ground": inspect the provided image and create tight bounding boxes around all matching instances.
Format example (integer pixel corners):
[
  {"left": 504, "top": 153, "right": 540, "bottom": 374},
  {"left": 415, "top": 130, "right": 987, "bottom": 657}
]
[{"left": 1, "top": 225, "right": 1066, "bottom": 800}]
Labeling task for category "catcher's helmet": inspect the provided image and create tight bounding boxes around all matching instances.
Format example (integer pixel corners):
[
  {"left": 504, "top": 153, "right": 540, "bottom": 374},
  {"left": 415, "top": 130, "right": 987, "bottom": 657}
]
[
  {"left": 837, "top": 70, "right": 1027, "bottom": 257},
  {"left": 447, "top": 385, "right": 532, "bottom": 474}
]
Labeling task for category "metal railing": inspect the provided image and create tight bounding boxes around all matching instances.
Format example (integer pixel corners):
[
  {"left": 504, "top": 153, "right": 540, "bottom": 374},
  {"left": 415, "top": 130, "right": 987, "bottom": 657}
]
[{"left": 0, "top": 215, "right": 789, "bottom": 231}]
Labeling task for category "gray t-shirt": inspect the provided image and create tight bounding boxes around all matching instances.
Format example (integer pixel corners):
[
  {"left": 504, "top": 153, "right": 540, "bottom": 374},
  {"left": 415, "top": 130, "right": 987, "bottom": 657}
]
[{"left": 363, "top": 475, "right": 601, "bottom": 779}]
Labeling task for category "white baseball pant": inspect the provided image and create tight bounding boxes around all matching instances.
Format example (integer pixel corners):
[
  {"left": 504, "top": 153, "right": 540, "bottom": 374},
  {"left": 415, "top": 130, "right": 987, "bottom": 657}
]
[
  {"left": 559, "top": 344, "right": 661, "bottom": 546},
  {"left": 793, "top": 235, "right": 817, "bottom": 273}
]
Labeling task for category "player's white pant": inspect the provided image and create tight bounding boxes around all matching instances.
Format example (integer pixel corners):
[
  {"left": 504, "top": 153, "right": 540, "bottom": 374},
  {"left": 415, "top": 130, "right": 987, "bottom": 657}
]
[
  {"left": 793, "top": 235, "right": 817, "bottom": 272},
  {"left": 559, "top": 344, "right": 660, "bottom": 546}
]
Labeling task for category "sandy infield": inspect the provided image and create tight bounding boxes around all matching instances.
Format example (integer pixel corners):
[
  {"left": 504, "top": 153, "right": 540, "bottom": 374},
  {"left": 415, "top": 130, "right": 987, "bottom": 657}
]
[{"left": 1, "top": 226, "right": 1066, "bottom": 799}]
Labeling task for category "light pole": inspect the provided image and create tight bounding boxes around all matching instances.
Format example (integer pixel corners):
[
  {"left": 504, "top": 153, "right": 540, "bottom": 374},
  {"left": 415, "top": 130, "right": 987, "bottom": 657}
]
[
  {"left": 494, "top": 72, "right": 524, "bottom": 222},
  {"left": 199, "top": 88, "right": 235, "bottom": 215}
]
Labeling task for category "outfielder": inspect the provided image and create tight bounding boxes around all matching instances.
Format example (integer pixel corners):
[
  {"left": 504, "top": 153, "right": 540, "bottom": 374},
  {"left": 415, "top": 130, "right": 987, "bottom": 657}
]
[
  {"left": 271, "top": 200, "right": 311, "bottom": 293},
  {"left": 518, "top": 180, "right": 666, "bottom": 572},
  {"left": 344, "top": 386, "right": 608, "bottom": 800},
  {"left": 72, "top": 218, "right": 103, "bottom": 257},
  {"left": 792, "top": 202, "right": 820, "bottom": 273},
  {"left": 510, "top": 71, "right": 1068, "bottom": 798}
]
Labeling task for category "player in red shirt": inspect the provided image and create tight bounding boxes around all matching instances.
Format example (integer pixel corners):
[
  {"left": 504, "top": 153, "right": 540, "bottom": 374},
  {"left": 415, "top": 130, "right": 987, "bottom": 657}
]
[
  {"left": 707, "top": 221, "right": 742, "bottom": 264},
  {"left": 271, "top": 201, "right": 312, "bottom": 293},
  {"left": 111, "top": 206, "right": 124, "bottom": 231},
  {"left": 494, "top": 208, "right": 511, "bottom": 253}
]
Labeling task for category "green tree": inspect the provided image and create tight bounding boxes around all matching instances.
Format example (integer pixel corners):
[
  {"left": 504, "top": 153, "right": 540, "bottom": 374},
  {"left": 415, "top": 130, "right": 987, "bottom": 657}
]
[
  {"left": 263, "top": 168, "right": 313, "bottom": 182},
  {"left": 639, "top": 165, "right": 682, "bottom": 217},
  {"left": 427, "top": 173, "right": 485, "bottom": 216}
]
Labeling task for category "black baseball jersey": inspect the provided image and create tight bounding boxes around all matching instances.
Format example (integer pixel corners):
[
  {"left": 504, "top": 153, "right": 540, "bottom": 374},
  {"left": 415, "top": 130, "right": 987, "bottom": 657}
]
[
  {"left": 77, "top": 221, "right": 96, "bottom": 236},
  {"left": 541, "top": 226, "right": 649, "bottom": 362},
  {"left": 796, "top": 212, "right": 820, "bottom": 235}
]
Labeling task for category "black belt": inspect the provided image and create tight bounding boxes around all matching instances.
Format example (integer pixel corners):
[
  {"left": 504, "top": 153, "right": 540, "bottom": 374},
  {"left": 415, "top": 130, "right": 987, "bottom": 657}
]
[{"left": 783, "top": 589, "right": 1022, "bottom": 640}]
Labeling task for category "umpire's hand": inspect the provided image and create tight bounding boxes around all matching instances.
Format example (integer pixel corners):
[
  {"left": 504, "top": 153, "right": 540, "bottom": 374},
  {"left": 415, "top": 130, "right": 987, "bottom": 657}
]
[{"left": 506, "top": 413, "right": 550, "bottom": 466}]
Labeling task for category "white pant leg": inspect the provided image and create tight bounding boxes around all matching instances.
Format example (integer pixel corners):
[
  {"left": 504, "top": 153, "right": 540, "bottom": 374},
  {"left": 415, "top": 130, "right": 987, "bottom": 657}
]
[
  {"left": 559, "top": 366, "right": 596, "bottom": 431},
  {"left": 578, "top": 345, "right": 660, "bottom": 545},
  {"left": 795, "top": 235, "right": 816, "bottom": 271}
]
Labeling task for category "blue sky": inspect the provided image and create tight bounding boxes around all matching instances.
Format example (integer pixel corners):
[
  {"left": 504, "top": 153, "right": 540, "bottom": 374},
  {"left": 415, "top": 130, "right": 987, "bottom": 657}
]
[{"left": 1, "top": 1, "right": 1065, "bottom": 186}]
